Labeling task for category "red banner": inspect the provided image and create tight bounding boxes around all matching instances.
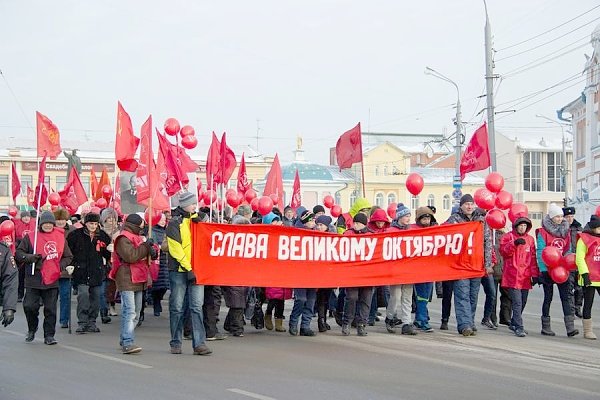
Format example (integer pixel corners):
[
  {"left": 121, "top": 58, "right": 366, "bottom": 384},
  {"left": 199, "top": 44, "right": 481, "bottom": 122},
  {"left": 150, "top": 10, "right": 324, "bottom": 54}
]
[{"left": 191, "top": 222, "right": 484, "bottom": 288}]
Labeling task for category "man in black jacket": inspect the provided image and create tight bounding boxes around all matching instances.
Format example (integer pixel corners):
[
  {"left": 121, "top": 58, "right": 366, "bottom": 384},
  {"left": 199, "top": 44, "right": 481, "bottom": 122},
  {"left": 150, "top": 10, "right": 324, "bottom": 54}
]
[
  {"left": 67, "top": 213, "right": 111, "bottom": 334},
  {"left": 0, "top": 240, "right": 18, "bottom": 328}
]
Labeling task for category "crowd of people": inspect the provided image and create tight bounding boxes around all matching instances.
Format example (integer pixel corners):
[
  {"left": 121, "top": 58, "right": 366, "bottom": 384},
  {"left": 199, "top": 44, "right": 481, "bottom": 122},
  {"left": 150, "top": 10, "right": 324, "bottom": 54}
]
[{"left": 0, "top": 191, "right": 599, "bottom": 356}]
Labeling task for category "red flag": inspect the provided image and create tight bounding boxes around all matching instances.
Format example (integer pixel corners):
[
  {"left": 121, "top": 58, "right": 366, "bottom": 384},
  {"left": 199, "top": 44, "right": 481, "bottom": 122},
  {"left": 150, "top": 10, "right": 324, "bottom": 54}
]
[
  {"left": 90, "top": 166, "right": 99, "bottom": 201},
  {"left": 237, "top": 153, "right": 250, "bottom": 194},
  {"left": 34, "top": 155, "right": 48, "bottom": 209},
  {"left": 205, "top": 132, "right": 221, "bottom": 189},
  {"left": 263, "top": 153, "right": 284, "bottom": 207},
  {"left": 219, "top": 132, "right": 236, "bottom": 185},
  {"left": 136, "top": 116, "right": 154, "bottom": 203},
  {"left": 11, "top": 162, "right": 21, "bottom": 205},
  {"left": 27, "top": 185, "right": 34, "bottom": 207},
  {"left": 460, "top": 122, "right": 491, "bottom": 180},
  {"left": 290, "top": 169, "right": 301, "bottom": 210},
  {"left": 156, "top": 129, "right": 186, "bottom": 196},
  {"left": 58, "top": 167, "right": 88, "bottom": 214},
  {"left": 95, "top": 167, "right": 111, "bottom": 201},
  {"left": 36, "top": 112, "right": 62, "bottom": 159},
  {"left": 115, "top": 101, "right": 140, "bottom": 172},
  {"left": 335, "top": 123, "right": 362, "bottom": 171}
]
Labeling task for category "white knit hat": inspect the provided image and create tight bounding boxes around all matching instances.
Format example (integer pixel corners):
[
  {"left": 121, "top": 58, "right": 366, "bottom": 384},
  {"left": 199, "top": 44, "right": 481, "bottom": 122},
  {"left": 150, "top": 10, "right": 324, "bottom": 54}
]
[{"left": 547, "top": 203, "right": 563, "bottom": 219}]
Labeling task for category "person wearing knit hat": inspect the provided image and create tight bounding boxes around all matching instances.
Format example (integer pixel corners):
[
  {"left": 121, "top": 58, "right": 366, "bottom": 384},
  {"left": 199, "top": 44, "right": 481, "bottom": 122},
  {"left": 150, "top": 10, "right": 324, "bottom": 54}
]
[
  {"left": 299, "top": 210, "right": 316, "bottom": 229},
  {"left": 20, "top": 210, "right": 30, "bottom": 219},
  {"left": 389, "top": 204, "right": 411, "bottom": 232},
  {"left": 313, "top": 205, "right": 326, "bottom": 217},
  {"left": 444, "top": 192, "right": 493, "bottom": 336},
  {"left": 15, "top": 209, "right": 74, "bottom": 345},
  {"left": 315, "top": 215, "right": 332, "bottom": 232},
  {"left": 412, "top": 206, "right": 438, "bottom": 332},
  {"left": 415, "top": 206, "right": 437, "bottom": 226},
  {"left": 562, "top": 206, "right": 584, "bottom": 318},
  {"left": 575, "top": 215, "right": 600, "bottom": 339},
  {"left": 165, "top": 188, "right": 213, "bottom": 353},
  {"left": 67, "top": 207, "right": 112, "bottom": 334},
  {"left": 395, "top": 203, "right": 411, "bottom": 220},
  {"left": 282, "top": 205, "right": 295, "bottom": 227},
  {"left": 536, "top": 202, "right": 578, "bottom": 337}
]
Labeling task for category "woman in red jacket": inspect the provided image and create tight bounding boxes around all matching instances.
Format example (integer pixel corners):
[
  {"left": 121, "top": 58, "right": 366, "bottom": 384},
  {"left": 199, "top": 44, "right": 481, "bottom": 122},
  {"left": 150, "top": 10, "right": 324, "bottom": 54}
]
[{"left": 499, "top": 216, "right": 538, "bottom": 337}]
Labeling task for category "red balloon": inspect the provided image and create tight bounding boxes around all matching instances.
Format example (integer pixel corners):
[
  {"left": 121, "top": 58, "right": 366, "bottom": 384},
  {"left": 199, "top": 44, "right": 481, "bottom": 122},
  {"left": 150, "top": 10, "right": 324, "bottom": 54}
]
[
  {"left": 226, "top": 191, "right": 241, "bottom": 208},
  {"left": 0, "top": 220, "right": 15, "bottom": 236},
  {"left": 595, "top": 205, "right": 600, "bottom": 217},
  {"left": 562, "top": 253, "right": 577, "bottom": 271},
  {"left": 406, "top": 173, "right": 424, "bottom": 196},
  {"left": 90, "top": 206, "right": 101, "bottom": 215},
  {"left": 323, "top": 195, "right": 334, "bottom": 209},
  {"left": 245, "top": 189, "right": 257, "bottom": 203},
  {"left": 216, "top": 198, "right": 225, "bottom": 211},
  {"left": 144, "top": 208, "right": 162, "bottom": 226},
  {"left": 237, "top": 192, "right": 245, "bottom": 205},
  {"left": 485, "top": 172, "right": 504, "bottom": 193},
  {"left": 330, "top": 205, "right": 342, "bottom": 218},
  {"left": 101, "top": 185, "right": 113, "bottom": 201},
  {"left": 542, "top": 247, "right": 562, "bottom": 269},
  {"left": 225, "top": 188, "right": 237, "bottom": 199},
  {"left": 203, "top": 190, "right": 217, "bottom": 204},
  {"left": 549, "top": 266, "right": 569, "bottom": 284},
  {"left": 495, "top": 190, "right": 513, "bottom": 210},
  {"left": 48, "top": 192, "right": 61, "bottom": 206},
  {"left": 485, "top": 208, "right": 506, "bottom": 230},
  {"left": 257, "top": 196, "right": 274, "bottom": 215},
  {"left": 508, "top": 203, "right": 529, "bottom": 223},
  {"left": 51, "top": 205, "right": 59, "bottom": 211},
  {"left": 197, "top": 188, "right": 205, "bottom": 204},
  {"left": 95, "top": 198, "right": 108, "bottom": 209},
  {"left": 250, "top": 197, "right": 259, "bottom": 211},
  {"left": 181, "top": 135, "right": 198, "bottom": 150},
  {"left": 180, "top": 125, "right": 195, "bottom": 137},
  {"left": 8, "top": 206, "right": 17, "bottom": 218},
  {"left": 474, "top": 188, "right": 496, "bottom": 210},
  {"left": 387, "top": 202, "right": 398, "bottom": 219},
  {"left": 269, "top": 193, "right": 279, "bottom": 206},
  {"left": 164, "top": 118, "right": 180, "bottom": 136}
]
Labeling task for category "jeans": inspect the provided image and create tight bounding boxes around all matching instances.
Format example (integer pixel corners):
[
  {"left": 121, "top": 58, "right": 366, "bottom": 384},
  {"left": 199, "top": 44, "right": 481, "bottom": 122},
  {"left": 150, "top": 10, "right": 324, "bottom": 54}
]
[
  {"left": 120, "top": 290, "right": 142, "bottom": 347},
  {"left": 369, "top": 286, "right": 390, "bottom": 323},
  {"left": 414, "top": 282, "right": 433, "bottom": 325},
  {"left": 169, "top": 271, "right": 207, "bottom": 349},
  {"left": 289, "top": 288, "right": 317, "bottom": 330},
  {"left": 387, "top": 284, "right": 413, "bottom": 323},
  {"left": 454, "top": 278, "right": 481, "bottom": 332},
  {"left": 542, "top": 280, "right": 572, "bottom": 317},
  {"left": 480, "top": 275, "right": 496, "bottom": 322},
  {"left": 99, "top": 279, "right": 108, "bottom": 314},
  {"left": 508, "top": 288, "right": 529, "bottom": 330},
  {"left": 58, "top": 278, "right": 71, "bottom": 326},
  {"left": 76, "top": 284, "right": 101, "bottom": 327},
  {"left": 441, "top": 280, "right": 454, "bottom": 322},
  {"left": 343, "top": 287, "right": 373, "bottom": 325}
]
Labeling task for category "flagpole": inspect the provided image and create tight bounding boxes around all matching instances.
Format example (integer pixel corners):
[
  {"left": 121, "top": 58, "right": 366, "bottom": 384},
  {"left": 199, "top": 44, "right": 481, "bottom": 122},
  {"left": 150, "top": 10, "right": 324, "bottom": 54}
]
[
  {"left": 209, "top": 174, "right": 214, "bottom": 222},
  {"left": 31, "top": 152, "right": 46, "bottom": 275},
  {"left": 111, "top": 162, "right": 118, "bottom": 208}
]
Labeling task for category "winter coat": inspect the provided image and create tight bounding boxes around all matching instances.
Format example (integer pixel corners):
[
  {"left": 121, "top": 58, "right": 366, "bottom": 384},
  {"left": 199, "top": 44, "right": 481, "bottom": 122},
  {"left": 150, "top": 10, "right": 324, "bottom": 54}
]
[
  {"left": 150, "top": 224, "right": 170, "bottom": 291},
  {"left": 166, "top": 207, "right": 196, "bottom": 272},
  {"left": 499, "top": 220, "right": 538, "bottom": 290},
  {"left": 113, "top": 222, "right": 151, "bottom": 292},
  {"left": 0, "top": 241, "right": 18, "bottom": 311},
  {"left": 492, "top": 229, "right": 505, "bottom": 280},
  {"left": 222, "top": 286, "right": 248, "bottom": 308},
  {"left": 575, "top": 226, "right": 600, "bottom": 287},
  {"left": 15, "top": 229, "right": 73, "bottom": 290},
  {"left": 67, "top": 227, "right": 112, "bottom": 287},
  {"left": 445, "top": 209, "right": 492, "bottom": 270},
  {"left": 282, "top": 216, "right": 295, "bottom": 227},
  {"left": 567, "top": 219, "right": 583, "bottom": 253},
  {"left": 536, "top": 215, "right": 571, "bottom": 273},
  {"left": 265, "top": 287, "right": 293, "bottom": 300},
  {"left": 367, "top": 209, "right": 390, "bottom": 232}
]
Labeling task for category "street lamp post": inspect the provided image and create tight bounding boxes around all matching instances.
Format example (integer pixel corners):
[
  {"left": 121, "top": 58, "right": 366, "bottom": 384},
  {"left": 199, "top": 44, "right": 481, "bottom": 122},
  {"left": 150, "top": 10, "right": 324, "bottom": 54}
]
[
  {"left": 425, "top": 67, "right": 463, "bottom": 204},
  {"left": 536, "top": 114, "right": 569, "bottom": 205}
]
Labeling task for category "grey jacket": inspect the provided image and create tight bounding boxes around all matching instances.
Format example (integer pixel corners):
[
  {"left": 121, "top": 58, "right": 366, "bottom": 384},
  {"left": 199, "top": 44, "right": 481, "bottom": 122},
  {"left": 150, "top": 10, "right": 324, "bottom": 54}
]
[{"left": 445, "top": 210, "right": 492, "bottom": 270}]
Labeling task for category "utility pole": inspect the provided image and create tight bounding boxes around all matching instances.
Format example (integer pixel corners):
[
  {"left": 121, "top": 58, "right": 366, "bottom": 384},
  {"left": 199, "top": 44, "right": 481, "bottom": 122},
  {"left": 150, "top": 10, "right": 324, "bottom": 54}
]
[{"left": 484, "top": 1, "right": 497, "bottom": 171}]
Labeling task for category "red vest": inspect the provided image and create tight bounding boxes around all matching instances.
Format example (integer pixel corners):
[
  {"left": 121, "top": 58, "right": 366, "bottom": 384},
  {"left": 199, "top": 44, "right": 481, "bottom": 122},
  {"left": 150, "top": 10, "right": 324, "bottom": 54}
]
[
  {"left": 109, "top": 229, "right": 148, "bottom": 284},
  {"left": 536, "top": 228, "right": 571, "bottom": 256},
  {"left": 579, "top": 233, "right": 600, "bottom": 282},
  {"left": 33, "top": 228, "right": 66, "bottom": 285}
]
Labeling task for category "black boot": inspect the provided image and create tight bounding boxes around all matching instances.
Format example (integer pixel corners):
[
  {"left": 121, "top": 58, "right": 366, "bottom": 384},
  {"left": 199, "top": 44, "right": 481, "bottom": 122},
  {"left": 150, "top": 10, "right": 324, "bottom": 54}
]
[
  {"left": 101, "top": 309, "right": 111, "bottom": 324},
  {"left": 318, "top": 318, "right": 327, "bottom": 333}
]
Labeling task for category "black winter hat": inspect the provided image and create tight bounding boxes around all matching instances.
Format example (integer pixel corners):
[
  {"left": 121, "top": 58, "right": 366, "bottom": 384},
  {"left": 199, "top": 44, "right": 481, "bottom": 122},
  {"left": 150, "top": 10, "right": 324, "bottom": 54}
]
[
  {"left": 38, "top": 211, "right": 56, "bottom": 227},
  {"left": 562, "top": 207, "right": 576, "bottom": 216},
  {"left": 125, "top": 213, "right": 144, "bottom": 226},
  {"left": 460, "top": 194, "right": 474, "bottom": 206},
  {"left": 589, "top": 215, "right": 600, "bottom": 230},
  {"left": 84, "top": 213, "right": 100, "bottom": 223},
  {"left": 353, "top": 213, "right": 368, "bottom": 226},
  {"left": 313, "top": 205, "right": 326, "bottom": 214}
]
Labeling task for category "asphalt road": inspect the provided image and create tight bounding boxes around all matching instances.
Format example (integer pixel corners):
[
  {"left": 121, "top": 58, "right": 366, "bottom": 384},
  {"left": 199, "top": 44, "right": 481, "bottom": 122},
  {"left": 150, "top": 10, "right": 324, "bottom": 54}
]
[{"left": 1, "top": 287, "right": 599, "bottom": 400}]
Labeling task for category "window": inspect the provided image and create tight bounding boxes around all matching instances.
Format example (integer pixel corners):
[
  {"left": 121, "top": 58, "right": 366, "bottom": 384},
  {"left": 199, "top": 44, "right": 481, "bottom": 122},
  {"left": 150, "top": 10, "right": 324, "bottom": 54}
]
[
  {"left": 20, "top": 175, "right": 33, "bottom": 196},
  {"left": 56, "top": 175, "right": 67, "bottom": 192},
  {"left": 374, "top": 166, "right": 379, "bottom": 176},
  {"left": 529, "top": 212, "right": 543, "bottom": 221},
  {"left": 383, "top": 166, "right": 388, "bottom": 176},
  {"left": 375, "top": 192, "right": 384, "bottom": 207},
  {"left": 387, "top": 193, "right": 396, "bottom": 205},
  {"left": 411, "top": 195, "right": 419, "bottom": 210},
  {"left": 547, "top": 152, "right": 564, "bottom": 192},
  {"left": 0, "top": 175, "right": 7, "bottom": 197},
  {"left": 334, "top": 192, "right": 341, "bottom": 205},
  {"left": 523, "top": 151, "right": 542, "bottom": 192},
  {"left": 427, "top": 194, "right": 435, "bottom": 208},
  {"left": 443, "top": 194, "right": 451, "bottom": 211},
  {"left": 349, "top": 190, "right": 359, "bottom": 207}
]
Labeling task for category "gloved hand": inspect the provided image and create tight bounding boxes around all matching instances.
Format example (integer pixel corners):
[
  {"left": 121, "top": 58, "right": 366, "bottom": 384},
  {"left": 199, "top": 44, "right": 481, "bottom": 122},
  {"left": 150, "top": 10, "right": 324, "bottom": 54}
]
[
  {"left": 191, "top": 212, "right": 208, "bottom": 223},
  {"left": 65, "top": 265, "right": 75, "bottom": 275},
  {"left": 531, "top": 277, "right": 540, "bottom": 286},
  {"left": 186, "top": 270, "right": 197, "bottom": 282},
  {"left": 106, "top": 243, "right": 114, "bottom": 252},
  {"left": 514, "top": 238, "right": 526, "bottom": 246},
  {"left": 581, "top": 273, "right": 592, "bottom": 287},
  {"left": 146, "top": 238, "right": 155, "bottom": 247},
  {"left": 23, "top": 253, "right": 42, "bottom": 264},
  {"left": 1, "top": 309, "right": 15, "bottom": 327},
  {"left": 145, "top": 243, "right": 158, "bottom": 260}
]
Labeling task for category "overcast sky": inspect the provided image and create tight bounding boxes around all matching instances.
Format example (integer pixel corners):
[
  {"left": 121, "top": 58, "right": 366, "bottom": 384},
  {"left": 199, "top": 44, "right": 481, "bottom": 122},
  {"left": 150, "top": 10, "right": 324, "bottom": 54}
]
[{"left": 1, "top": 1, "right": 598, "bottom": 165}]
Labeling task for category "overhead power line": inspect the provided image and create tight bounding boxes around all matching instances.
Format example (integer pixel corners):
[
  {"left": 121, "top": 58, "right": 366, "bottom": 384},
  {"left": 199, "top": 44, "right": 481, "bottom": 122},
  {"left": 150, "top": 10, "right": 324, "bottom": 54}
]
[
  {"left": 495, "top": 72, "right": 583, "bottom": 108},
  {"left": 503, "top": 42, "right": 589, "bottom": 77}
]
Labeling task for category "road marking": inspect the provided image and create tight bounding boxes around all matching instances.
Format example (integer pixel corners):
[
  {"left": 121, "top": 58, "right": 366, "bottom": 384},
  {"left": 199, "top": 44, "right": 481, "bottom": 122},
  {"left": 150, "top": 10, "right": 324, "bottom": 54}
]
[
  {"left": 227, "top": 388, "right": 277, "bottom": 400},
  {"left": 2, "top": 329, "right": 153, "bottom": 369}
]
